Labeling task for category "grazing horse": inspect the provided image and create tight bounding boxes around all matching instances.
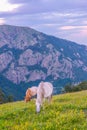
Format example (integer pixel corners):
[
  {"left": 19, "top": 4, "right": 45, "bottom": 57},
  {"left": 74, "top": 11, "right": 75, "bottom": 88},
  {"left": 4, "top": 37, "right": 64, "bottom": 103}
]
[
  {"left": 36, "top": 81, "right": 53, "bottom": 113},
  {"left": 25, "top": 86, "right": 37, "bottom": 102}
]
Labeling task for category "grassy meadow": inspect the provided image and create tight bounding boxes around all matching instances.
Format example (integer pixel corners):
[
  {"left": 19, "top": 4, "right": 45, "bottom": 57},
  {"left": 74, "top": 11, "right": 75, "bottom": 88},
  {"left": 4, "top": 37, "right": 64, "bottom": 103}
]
[{"left": 0, "top": 90, "right": 87, "bottom": 130}]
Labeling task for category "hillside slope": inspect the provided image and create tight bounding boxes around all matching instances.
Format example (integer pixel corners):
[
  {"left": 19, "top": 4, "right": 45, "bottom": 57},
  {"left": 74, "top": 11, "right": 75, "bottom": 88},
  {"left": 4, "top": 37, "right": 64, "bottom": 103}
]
[
  {"left": 0, "top": 90, "right": 87, "bottom": 130},
  {"left": 0, "top": 25, "right": 87, "bottom": 99}
]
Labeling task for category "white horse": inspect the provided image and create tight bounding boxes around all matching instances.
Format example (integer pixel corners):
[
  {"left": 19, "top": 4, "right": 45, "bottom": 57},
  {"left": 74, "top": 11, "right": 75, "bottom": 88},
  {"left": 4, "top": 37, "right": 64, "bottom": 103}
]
[
  {"left": 36, "top": 81, "right": 53, "bottom": 113},
  {"left": 25, "top": 86, "right": 37, "bottom": 102}
]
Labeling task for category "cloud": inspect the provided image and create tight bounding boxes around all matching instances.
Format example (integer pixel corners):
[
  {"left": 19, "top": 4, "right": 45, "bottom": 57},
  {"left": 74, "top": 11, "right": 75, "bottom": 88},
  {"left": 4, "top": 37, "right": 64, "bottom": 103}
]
[
  {"left": 0, "top": 18, "right": 6, "bottom": 25},
  {"left": 8, "top": 0, "right": 87, "bottom": 15},
  {"left": 60, "top": 26, "right": 87, "bottom": 30},
  {"left": 63, "top": 29, "right": 87, "bottom": 45},
  {"left": 8, "top": 0, "right": 28, "bottom": 4},
  {"left": 0, "top": 0, "right": 22, "bottom": 12},
  {"left": 0, "top": 0, "right": 87, "bottom": 45}
]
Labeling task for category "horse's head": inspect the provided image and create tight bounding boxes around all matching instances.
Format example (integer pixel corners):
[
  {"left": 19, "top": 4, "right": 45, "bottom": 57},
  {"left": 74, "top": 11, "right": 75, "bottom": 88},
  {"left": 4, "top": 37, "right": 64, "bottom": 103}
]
[
  {"left": 25, "top": 95, "right": 31, "bottom": 102},
  {"left": 36, "top": 100, "right": 41, "bottom": 113},
  {"left": 25, "top": 89, "right": 32, "bottom": 103}
]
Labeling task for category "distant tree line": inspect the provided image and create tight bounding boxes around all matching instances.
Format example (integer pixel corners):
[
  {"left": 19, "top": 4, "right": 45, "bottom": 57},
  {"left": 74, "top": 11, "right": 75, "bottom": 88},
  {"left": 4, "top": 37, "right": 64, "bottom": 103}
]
[
  {"left": 63, "top": 81, "right": 87, "bottom": 93},
  {"left": 0, "top": 87, "right": 14, "bottom": 104}
]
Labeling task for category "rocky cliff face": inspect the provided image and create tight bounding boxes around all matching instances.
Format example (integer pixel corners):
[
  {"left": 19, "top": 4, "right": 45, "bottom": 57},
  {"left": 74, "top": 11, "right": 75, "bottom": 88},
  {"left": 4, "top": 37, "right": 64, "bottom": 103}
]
[{"left": 0, "top": 25, "right": 87, "bottom": 100}]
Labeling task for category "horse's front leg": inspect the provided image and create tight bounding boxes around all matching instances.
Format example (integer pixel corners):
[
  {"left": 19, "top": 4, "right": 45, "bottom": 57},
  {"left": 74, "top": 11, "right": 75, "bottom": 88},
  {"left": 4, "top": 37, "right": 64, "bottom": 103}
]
[{"left": 41, "top": 98, "right": 46, "bottom": 110}]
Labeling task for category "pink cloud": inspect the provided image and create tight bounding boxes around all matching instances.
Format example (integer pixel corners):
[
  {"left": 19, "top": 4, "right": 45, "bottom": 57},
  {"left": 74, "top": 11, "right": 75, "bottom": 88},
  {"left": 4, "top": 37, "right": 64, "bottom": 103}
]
[
  {"left": 0, "top": 18, "right": 6, "bottom": 25},
  {"left": 60, "top": 26, "right": 87, "bottom": 30}
]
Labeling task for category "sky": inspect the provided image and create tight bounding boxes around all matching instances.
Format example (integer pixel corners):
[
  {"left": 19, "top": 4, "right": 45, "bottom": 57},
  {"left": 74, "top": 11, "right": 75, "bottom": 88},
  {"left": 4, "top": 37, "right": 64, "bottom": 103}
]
[{"left": 0, "top": 0, "right": 87, "bottom": 45}]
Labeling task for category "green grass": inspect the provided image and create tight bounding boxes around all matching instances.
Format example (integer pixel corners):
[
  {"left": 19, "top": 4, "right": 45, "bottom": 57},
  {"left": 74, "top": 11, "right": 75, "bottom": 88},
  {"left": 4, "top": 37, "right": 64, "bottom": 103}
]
[{"left": 0, "top": 90, "right": 87, "bottom": 130}]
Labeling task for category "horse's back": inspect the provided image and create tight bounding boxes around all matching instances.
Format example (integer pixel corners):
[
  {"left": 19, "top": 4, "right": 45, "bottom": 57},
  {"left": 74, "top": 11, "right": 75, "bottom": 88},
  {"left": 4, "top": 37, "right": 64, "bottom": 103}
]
[{"left": 42, "top": 82, "right": 53, "bottom": 97}]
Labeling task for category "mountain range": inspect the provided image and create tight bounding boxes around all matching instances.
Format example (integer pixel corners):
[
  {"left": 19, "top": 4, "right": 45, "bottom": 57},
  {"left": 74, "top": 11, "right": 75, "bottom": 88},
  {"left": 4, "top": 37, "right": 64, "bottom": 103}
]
[{"left": 0, "top": 25, "right": 87, "bottom": 100}]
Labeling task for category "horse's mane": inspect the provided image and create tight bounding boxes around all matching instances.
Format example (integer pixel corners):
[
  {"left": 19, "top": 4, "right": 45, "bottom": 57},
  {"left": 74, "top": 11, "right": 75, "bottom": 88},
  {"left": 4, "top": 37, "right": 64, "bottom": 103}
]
[
  {"left": 39, "top": 81, "right": 45, "bottom": 97},
  {"left": 41, "top": 82, "right": 45, "bottom": 98},
  {"left": 36, "top": 81, "right": 45, "bottom": 104},
  {"left": 26, "top": 89, "right": 32, "bottom": 97}
]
